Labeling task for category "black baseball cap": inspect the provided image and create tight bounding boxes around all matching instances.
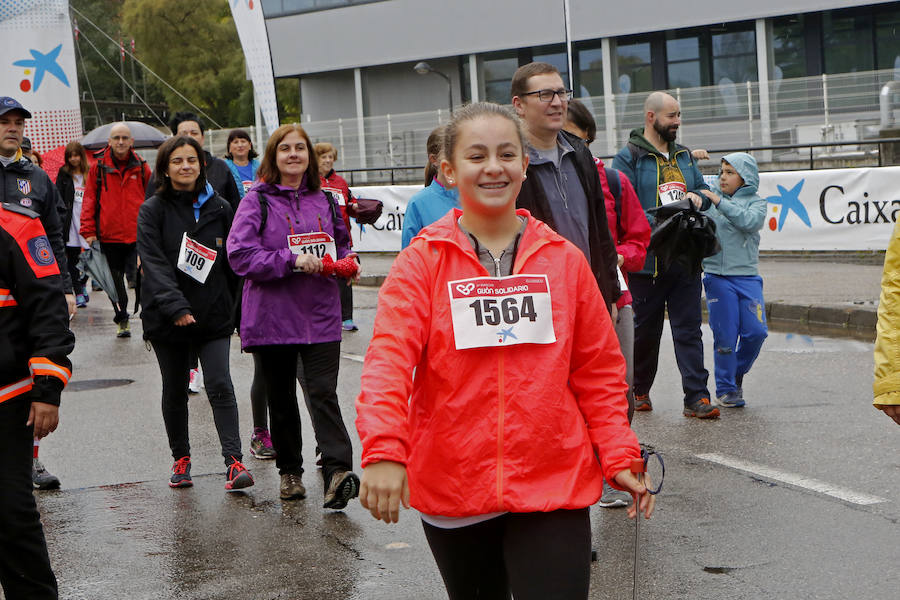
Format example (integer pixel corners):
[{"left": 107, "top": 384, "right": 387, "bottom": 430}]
[
  {"left": 20, "top": 137, "right": 32, "bottom": 152},
  {"left": 0, "top": 97, "right": 32, "bottom": 119}
]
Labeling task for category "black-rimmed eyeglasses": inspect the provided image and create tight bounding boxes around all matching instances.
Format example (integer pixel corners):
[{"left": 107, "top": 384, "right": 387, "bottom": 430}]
[{"left": 520, "top": 89, "right": 574, "bottom": 102}]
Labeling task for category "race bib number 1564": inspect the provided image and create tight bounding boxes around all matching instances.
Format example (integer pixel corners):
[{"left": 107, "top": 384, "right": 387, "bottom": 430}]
[{"left": 448, "top": 275, "right": 556, "bottom": 350}]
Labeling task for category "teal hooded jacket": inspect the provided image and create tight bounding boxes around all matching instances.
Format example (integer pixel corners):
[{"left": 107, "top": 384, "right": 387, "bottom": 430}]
[{"left": 701, "top": 152, "right": 767, "bottom": 276}]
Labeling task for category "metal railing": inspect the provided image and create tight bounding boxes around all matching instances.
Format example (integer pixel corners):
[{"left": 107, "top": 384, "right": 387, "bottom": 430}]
[
  {"left": 202, "top": 68, "right": 900, "bottom": 177},
  {"left": 337, "top": 137, "right": 900, "bottom": 186}
]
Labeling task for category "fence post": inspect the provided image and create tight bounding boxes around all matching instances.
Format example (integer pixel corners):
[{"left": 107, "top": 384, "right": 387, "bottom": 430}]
[
  {"left": 822, "top": 73, "right": 830, "bottom": 129},
  {"left": 676, "top": 88, "right": 684, "bottom": 142},
  {"left": 338, "top": 118, "right": 345, "bottom": 166},
  {"left": 747, "top": 81, "right": 754, "bottom": 147},
  {"left": 387, "top": 113, "right": 395, "bottom": 166}
]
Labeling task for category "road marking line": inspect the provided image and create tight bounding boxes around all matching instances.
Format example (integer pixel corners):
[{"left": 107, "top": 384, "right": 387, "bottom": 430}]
[
  {"left": 696, "top": 453, "right": 887, "bottom": 505},
  {"left": 341, "top": 352, "right": 365, "bottom": 363}
]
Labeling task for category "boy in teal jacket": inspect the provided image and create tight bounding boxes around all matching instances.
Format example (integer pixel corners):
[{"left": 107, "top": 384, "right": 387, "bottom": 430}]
[{"left": 699, "top": 152, "right": 768, "bottom": 408}]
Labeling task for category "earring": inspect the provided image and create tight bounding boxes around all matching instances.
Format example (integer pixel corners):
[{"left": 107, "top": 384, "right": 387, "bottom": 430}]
[{"left": 448, "top": 178, "right": 454, "bottom": 184}]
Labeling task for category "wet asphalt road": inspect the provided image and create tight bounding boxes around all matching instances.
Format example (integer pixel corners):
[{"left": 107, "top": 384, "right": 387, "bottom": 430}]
[{"left": 16, "top": 286, "right": 900, "bottom": 600}]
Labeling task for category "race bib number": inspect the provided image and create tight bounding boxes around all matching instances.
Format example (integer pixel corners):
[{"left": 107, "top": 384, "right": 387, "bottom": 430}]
[
  {"left": 241, "top": 180, "right": 253, "bottom": 194},
  {"left": 288, "top": 231, "right": 337, "bottom": 268},
  {"left": 448, "top": 275, "right": 556, "bottom": 350},
  {"left": 322, "top": 187, "right": 346, "bottom": 206},
  {"left": 658, "top": 181, "right": 686, "bottom": 205},
  {"left": 177, "top": 233, "right": 217, "bottom": 284},
  {"left": 74, "top": 189, "right": 84, "bottom": 203}
]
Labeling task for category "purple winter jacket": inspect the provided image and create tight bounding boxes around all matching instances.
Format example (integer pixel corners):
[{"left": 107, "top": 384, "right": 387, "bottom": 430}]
[{"left": 227, "top": 176, "right": 351, "bottom": 349}]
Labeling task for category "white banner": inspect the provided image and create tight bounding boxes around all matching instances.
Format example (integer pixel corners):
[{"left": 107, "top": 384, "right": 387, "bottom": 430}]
[
  {"left": 349, "top": 185, "right": 419, "bottom": 252},
  {"left": 1, "top": 0, "right": 82, "bottom": 153},
  {"left": 229, "top": 0, "right": 279, "bottom": 136},
  {"left": 351, "top": 167, "right": 900, "bottom": 252}
]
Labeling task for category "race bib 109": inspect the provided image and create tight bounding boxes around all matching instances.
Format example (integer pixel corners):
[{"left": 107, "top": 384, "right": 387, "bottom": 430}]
[
  {"left": 448, "top": 274, "right": 556, "bottom": 350},
  {"left": 177, "top": 233, "right": 217, "bottom": 284}
]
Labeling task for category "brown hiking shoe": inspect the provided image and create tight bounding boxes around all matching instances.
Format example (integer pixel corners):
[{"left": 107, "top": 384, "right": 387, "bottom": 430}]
[
  {"left": 634, "top": 393, "right": 653, "bottom": 411},
  {"left": 683, "top": 397, "right": 720, "bottom": 419},
  {"left": 280, "top": 473, "right": 306, "bottom": 500}
]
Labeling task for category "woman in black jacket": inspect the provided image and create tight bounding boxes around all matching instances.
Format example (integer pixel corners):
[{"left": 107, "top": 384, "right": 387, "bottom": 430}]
[
  {"left": 54, "top": 140, "right": 90, "bottom": 306},
  {"left": 137, "top": 135, "right": 253, "bottom": 492}
]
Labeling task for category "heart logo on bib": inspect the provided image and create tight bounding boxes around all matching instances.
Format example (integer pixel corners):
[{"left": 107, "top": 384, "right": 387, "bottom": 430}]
[{"left": 456, "top": 283, "right": 476, "bottom": 296}]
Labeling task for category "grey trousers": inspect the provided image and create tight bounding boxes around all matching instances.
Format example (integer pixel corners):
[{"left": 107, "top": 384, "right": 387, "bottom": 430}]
[{"left": 614, "top": 304, "right": 635, "bottom": 423}]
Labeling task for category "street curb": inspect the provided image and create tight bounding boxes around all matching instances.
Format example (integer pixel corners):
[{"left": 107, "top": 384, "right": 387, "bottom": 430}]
[
  {"left": 362, "top": 274, "right": 878, "bottom": 336},
  {"left": 765, "top": 301, "right": 877, "bottom": 336}
]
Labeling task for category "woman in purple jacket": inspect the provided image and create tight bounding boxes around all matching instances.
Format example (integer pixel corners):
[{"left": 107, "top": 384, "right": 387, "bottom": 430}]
[{"left": 227, "top": 124, "right": 361, "bottom": 509}]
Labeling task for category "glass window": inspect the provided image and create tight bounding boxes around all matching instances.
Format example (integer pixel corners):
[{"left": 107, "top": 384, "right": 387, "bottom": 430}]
[
  {"left": 772, "top": 15, "right": 807, "bottom": 80},
  {"left": 577, "top": 46, "right": 604, "bottom": 97},
  {"left": 533, "top": 47, "right": 570, "bottom": 88},
  {"left": 876, "top": 8, "right": 900, "bottom": 71},
  {"left": 482, "top": 54, "right": 519, "bottom": 104},
  {"left": 711, "top": 28, "right": 757, "bottom": 84},
  {"left": 823, "top": 11, "right": 874, "bottom": 74},
  {"left": 666, "top": 35, "right": 703, "bottom": 88},
  {"left": 261, "top": 0, "right": 386, "bottom": 18},
  {"left": 616, "top": 41, "right": 652, "bottom": 94}
]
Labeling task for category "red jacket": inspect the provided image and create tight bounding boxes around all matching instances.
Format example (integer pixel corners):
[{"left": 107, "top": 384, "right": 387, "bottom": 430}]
[
  {"left": 356, "top": 209, "right": 640, "bottom": 517},
  {"left": 319, "top": 170, "right": 355, "bottom": 244},
  {"left": 595, "top": 158, "right": 651, "bottom": 308},
  {"left": 81, "top": 148, "right": 150, "bottom": 244}
]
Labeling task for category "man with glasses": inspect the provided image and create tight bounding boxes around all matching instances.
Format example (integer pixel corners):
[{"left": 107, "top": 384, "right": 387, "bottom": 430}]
[{"left": 511, "top": 62, "right": 621, "bottom": 312}]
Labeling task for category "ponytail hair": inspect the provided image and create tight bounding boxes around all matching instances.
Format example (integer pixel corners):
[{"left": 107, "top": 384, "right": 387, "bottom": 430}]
[{"left": 423, "top": 125, "right": 445, "bottom": 187}]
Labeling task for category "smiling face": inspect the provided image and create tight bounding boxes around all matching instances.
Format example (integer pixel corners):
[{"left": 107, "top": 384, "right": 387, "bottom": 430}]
[
  {"left": 718, "top": 160, "right": 744, "bottom": 196},
  {"left": 650, "top": 96, "right": 681, "bottom": 143},
  {"left": 66, "top": 152, "right": 82, "bottom": 171},
  {"left": 512, "top": 72, "right": 568, "bottom": 139},
  {"left": 441, "top": 115, "right": 528, "bottom": 217},
  {"left": 0, "top": 112, "right": 26, "bottom": 157},
  {"left": 167, "top": 143, "right": 201, "bottom": 191},
  {"left": 318, "top": 151, "right": 335, "bottom": 174},
  {"left": 229, "top": 136, "right": 251, "bottom": 162},
  {"left": 275, "top": 131, "right": 309, "bottom": 183}
]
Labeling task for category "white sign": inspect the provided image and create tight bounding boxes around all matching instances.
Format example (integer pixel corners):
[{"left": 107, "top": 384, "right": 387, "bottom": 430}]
[
  {"left": 1, "top": 0, "right": 82, "bottom": 153},
  {"left": 448, "top": 275, "right": 556, "bottom": 350},
  {"left": 755, "top": 167, "right": 900, "bottom": 250},
  {"left": 229, "top": 0, "right": 279, "bottom": 136},
  {"left": 349, "top": 166, "right": 900, "bottom": 253}
]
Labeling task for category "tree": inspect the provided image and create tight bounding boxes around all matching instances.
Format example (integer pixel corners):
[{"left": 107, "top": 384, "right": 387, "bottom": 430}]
[{"left": 121, "top": 0, "right": 298, "bottom": 130}]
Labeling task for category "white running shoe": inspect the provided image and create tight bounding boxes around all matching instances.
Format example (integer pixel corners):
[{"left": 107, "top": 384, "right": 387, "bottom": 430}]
[{"left": 188, "top": 368, "right": 203, "bottom": 394}]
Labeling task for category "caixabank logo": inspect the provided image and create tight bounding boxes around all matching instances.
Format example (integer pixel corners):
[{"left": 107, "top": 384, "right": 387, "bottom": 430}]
[
  {"left": 12, "top": 44, "right": 70, "bottom": 93},
  {"left": 765, "top": 180, "right": 811, "bottom": 232},
  {"left": 764, "top": 175, "right": 900, "bottom": 232}
]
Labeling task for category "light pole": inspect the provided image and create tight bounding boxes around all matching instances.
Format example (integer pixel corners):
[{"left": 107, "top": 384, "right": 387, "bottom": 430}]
[{"left": 414, "top": 61, "right": 453, "bottom": 115}]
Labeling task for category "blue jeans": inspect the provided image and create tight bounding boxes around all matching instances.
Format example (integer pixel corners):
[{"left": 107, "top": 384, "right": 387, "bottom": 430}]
[{"left": 703, "top": 274, "right": 768, "bottom": 396}]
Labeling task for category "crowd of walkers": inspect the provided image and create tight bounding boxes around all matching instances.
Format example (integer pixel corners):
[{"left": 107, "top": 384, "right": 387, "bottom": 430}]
[{"left": 0, "top": 57, "right": 785, "bottom": 598}]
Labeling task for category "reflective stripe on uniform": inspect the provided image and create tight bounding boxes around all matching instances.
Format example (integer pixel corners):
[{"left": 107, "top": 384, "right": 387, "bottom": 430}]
[
  {"left": 0, "top": 287, "right": 16, "bottom": 307},
  {"left": 28, "top": 357, "right": 71, "bottom": 385},
  {"left": 0, "top": 376, "right": 34, "bottom": 404}
]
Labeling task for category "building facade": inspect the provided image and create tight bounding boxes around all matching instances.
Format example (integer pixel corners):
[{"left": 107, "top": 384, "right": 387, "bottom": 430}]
[{"left": 260, "top": 0, "right": 900, "bottom": 169}]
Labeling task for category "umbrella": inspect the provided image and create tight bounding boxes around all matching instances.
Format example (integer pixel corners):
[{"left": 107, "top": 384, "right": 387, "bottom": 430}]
[
  {"left": 647, "top": 198, "right": 720, "bottom": 276},
  {"left": 39, "top": 144, "right": 67, "bottom": 182},
  {"left": 80, "top": 121, "right": 168, "bottom": 150},
  {"left": 77, "top": 243, "right": 118, "bottom": 305}
]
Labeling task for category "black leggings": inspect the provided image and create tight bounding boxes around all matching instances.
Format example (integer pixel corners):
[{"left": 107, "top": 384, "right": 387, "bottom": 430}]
[
  {"left": 65, "top": 246, "right": 85, "bottom": 295},
  {"left": 422, "top": 508, "right": 591, "bottom": 600},
  {"left": 101, "top": 241, "right": 134, "bottom": 323},
  {"left": 250, "top": 353, "right": 268, "bottom": 429},
  {"left": 151, "top": 337, "right": 242, "bottom": 463}
]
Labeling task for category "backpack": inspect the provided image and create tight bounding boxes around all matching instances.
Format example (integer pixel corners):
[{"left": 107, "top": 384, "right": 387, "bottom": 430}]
[
  {"left": 604, "top": 167, "right": 624, "bottom": 241},
  {"left": 93, "top": 149, "right": 149, "bottom": 233}
]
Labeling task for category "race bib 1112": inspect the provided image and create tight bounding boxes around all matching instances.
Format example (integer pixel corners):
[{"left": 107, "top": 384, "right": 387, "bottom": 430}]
[{"left": 448, "top": 274, "right": 556, "bottom": 350}]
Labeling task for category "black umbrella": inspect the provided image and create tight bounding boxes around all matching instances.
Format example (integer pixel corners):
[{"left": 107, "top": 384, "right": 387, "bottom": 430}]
[
  {"left": 80, "top": 121, "right": 168, "bottom": 150},
  {"left": 647, "top": 198, "right": 720, "bottom": 276},
  {"left": 77, "top": 242, "right": 118, "bottom": 304}
]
